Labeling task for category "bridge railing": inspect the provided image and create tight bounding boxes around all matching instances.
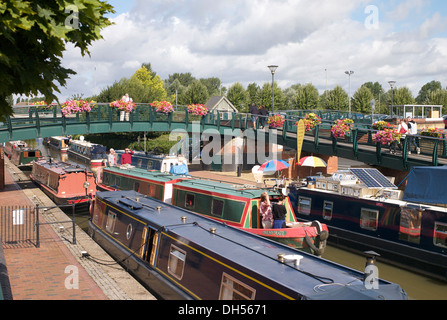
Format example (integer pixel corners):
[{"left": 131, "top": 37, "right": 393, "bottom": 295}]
[{"left": 3, "top": 106, "right": 447, "bottom": 167}]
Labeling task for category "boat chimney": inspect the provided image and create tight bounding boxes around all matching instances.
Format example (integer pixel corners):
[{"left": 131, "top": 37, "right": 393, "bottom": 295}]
[
  {"left": 210, "top": 227, "right": 217, "bottom": 234},
  {"left": 157, "top": 206, "right": 162, "bottom": 212},
  {"left": 181, "top": 216, "right": 187, "bottom": 223},
  {"left": 363, "top": 251, "right": 380, "bottom": 289}
]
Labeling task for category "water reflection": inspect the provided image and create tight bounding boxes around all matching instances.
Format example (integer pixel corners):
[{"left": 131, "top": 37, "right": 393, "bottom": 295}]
[{"left": 24, "top": 139, "right": 447, "bottom": 300}]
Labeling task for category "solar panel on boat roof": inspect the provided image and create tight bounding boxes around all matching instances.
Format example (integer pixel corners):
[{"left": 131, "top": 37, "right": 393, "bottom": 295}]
[{"left": 349, "top": 168, "right": 397, "bottom": 189}]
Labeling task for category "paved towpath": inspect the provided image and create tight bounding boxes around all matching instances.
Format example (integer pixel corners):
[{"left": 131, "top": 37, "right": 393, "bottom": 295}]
[{"left": 1, "top": 158, "right": 156, "bottom": 300}]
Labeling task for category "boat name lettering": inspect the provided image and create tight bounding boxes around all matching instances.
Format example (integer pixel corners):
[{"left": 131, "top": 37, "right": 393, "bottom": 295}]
[{"left": 262, "top": 231, "right": 287, "bottom": 236}]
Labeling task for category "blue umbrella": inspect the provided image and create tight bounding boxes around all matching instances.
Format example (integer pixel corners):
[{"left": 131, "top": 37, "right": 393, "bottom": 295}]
[{"left": 259, "top": 159, "right": 290, "bottom": 172}]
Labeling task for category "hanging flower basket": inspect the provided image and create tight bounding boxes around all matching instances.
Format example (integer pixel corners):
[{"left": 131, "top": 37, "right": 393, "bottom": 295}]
[
  {"left": 331, "top": 119, "right": 353, "bottom": 139},
  {"left": 61, "top": 100, "right": 96, "bottom": 117},
  {"left": 372, "top": 120, "right": 393, "bottom": 131},
  {"left": 297, "top": 113, "right": 322, "bottom": 132},
  {"left": 150, "top": 101, "right": 174, "bottom": 114},
  {"left": 109, "top": 99, "right": 135, "bottom": 113},
  {"left": 268, "top": 114, "right": 285, "bottom": 128},
  {"left": 31, "top": 101, "right": 55, "bottom": 111},
  {"left": 420, "top": 128, "right": 443, "bottom": 138},
  {"left": 373, "top": 129, "right": 402, "bottom": 145},
  {"left": 187, "top": 104, "right": 209, "bottom": 116}
]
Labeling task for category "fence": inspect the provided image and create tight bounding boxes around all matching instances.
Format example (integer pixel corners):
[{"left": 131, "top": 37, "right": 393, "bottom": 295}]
[
  {"left": 0, "top": 206, "right": 36, "bottom": 247},
  {"left": 0, "top": 204, "right": 77, "bottom": 248}
]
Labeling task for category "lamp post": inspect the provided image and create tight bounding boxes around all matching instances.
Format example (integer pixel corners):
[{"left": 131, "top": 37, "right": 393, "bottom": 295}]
[
  {"left": 388, "top": 81, "right": 396, "bottom": 118},
  {"left": 345, "top": 70, "right": 354, "bottom": 117},
  {"left": 268, "top": 65, "right": 278, "bottom": 113}
]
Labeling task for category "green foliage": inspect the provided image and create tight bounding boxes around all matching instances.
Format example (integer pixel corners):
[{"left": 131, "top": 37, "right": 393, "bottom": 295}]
[
  {"left": 0, "top": 0, "right": 114, "bottom": 121},
  {"left": 128, "top": 134, "right": 179, "bottom": 154},
  {"left": 352, "top": 85, "right": 374, "bottom": 113},
  {"left": 227, "top": 82, "right": 248, "bottom": 112}
]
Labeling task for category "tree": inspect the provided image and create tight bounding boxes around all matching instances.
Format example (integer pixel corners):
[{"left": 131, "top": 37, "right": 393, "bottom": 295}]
[
  {"left": 416, "top": 80, "right": 442, "bottom": 104},
  {"left": 130, "top": 65, "right": 167, "bottom": 102},
  {"left": 200, "top": 77, "right": 222, "bottom": 97},
  {"left": 0, "top": 0, "right": 114, "bottom": 121},
  {"left": 393, "top": 87, "right": 415, "bottom": 105},
  {"left": 259, "top": 82, "right": 285, "bottom": 111},
  {"left": 181, "top": 80, "right": 209, "bottom": 105},
  {"left": 246, "top": 83, "right": 261, "bottom": 107},
  {"left": 352, "top": 85, "right": 374, "bottom": 114},
  {"left": 295, "top": 83, "right": 319, "bottom": 110},
  {"left": 362, "top": 82, "right": 386, "bottom": 114},
  {"left": 227, "top": 82, "right": 248, "bottom": 112},
  {"left": 426, "top": 89, "right": 447, "bottom": 113},
  {"left": 326, "top": 86, "right": 348, "bottom": 111}
]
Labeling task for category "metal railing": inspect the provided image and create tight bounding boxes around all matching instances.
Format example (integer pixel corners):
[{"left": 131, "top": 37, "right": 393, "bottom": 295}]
[
  {"left": 2, "top": 105, "right": 447, "bottom": 169},
  {"left": 0, "top": 204, "right": 77, "bottom": 249}
]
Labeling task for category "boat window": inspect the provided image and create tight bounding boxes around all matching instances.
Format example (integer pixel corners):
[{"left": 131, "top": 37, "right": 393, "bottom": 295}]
[
  {"left": 323, "top": 201, "right": 333, "bottom": 220},
  {"left": 147, "top": 161, "right": 153, "bottom": 170},
  {"left": 126, "top": 224, "right": 133, "bottom": 240},
  {"left": 28, "top": 151, "right": 36, "bottom": 157},
  {"left": 211, "top": 199, "right": 224, "bottom": 217},
  {"left": 434, "top": 222, "right": 447, "bottom": 248},
  {"left": 298, "top": 197, "right": 312, "bottom": 215},
  {"left": 360, "top": 208, "right": 378, "bottom": 231},
  {"left": 219, "top": 273, "right": 255, "bottom": 300},
  {"left": 106, "top": 211, "right": 117, "bottom": 234},
  {"left": 137, "top": 159, "right": 143, "bottom": 168},
  {"left": 168, "top": 245, "right": 186, "bottom": 280},
  {"left": 133, "top": 182, "right": 140, "bottom": 193},
  {"left": 399, "top": 207, "right": 422, "bottom": 244},
  {"left": 185, "top": 194, "right": 195, "bottom": 209}
]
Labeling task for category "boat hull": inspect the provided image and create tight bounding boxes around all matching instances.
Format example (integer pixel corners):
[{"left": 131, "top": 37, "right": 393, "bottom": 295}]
[{"left": 288, "top": 186, "right": 447, "bottom": 280}]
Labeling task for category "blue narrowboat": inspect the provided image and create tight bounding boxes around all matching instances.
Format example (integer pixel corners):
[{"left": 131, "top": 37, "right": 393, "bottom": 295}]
[
  {"left": 68, "top": 139, "right": 107, "bottom": 168},
  {"left": 288, "top": 167, "right": 447, "bottom": 281},
  {"left": 115, "top": 151, "right": 189, "bottom": 174},
  {"left": 88, "top": 190, "right": 408, "bottom": 300}
]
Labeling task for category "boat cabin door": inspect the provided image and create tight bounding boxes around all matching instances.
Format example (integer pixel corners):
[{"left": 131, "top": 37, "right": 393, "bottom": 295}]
[
  {"left": 399, "top": 206, "right": 423, "bottom": 245},
  {"left": 164, "top": 183, "right": 173, "bottom": 204}
]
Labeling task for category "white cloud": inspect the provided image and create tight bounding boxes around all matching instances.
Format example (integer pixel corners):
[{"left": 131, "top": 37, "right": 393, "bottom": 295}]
[{"left": 57, "top": 0, "right": 447, "bottom": 101}]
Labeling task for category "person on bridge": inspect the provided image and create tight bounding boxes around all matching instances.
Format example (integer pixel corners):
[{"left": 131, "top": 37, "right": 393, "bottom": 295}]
[
  {"left": 258, "top": 105, "right": 268, "bottom": 129},
  {"left": 407, "top": 117, "right": 420, "bottom": 155},
  {"left": 397, "top": 118, "right": 409, "bottom": 153},
  {"left": 249, "top": 103, "right": 259, "bottom": 129},
  {"left": 121, "top": 148, "right": 134, "bottom": 165}
]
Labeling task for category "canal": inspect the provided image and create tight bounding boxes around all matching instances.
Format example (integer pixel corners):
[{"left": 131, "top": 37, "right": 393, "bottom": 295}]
[{"left": 22, "top": 139, "right": 447, "bottom": 300}]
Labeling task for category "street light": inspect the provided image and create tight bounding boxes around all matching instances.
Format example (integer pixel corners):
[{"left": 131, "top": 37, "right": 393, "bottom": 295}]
[
  {"left": 345, "top": 70, "right": 354, "bottom": 116},
  {"left": 388, "top": 81, "right": 396, "bottom": 118},
  {"left": 268, "top": 65, "right": 278, "bottom": 113}
]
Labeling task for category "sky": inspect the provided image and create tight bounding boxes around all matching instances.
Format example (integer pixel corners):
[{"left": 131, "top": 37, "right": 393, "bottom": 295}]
[{"left": 58, "top": 0, "right": 447, "bottom": 101}]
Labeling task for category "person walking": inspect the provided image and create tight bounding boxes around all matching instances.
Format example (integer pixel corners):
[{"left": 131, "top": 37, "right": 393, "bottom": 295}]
[
  {"left": 397, "top": 118, "right": 409, "bottom": 153},
  {"left": 258, "top": 105, "right": 268, "bottom": 129},
  {"left": 407, "top": 117, "right": 420, "bottom": 154},
  {"left": 249, "top": 103, "right": 259, "bottom": 129}
]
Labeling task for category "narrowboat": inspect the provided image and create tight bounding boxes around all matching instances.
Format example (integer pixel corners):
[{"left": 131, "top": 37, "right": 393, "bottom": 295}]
[
  {"left": 9, "top": 147, "right": 42, "bottom": 168},
  {"left": 115, "top": 151, "right": 189, "bottom": 174},
  {"left": 97, "top": 166, "right": 190, "bottom": 203},
  {"left": 287, "top": 167, "right": 447, "bottom": 281},
  {"left": 4, "top": 140, "right": 28, "bottom": 158},
  {"left": 47, "top": 136, "right": 70, "bottom": 153},
  {"left": 30, "top": 159, "right": 96, "bottom": 207},
  {"left": 96, "top": 167, "right": 329, "bottom": 256},
  {"left": 4, "top": 141, "right": 42, "bottom": 167},
  {"left": 88, "top": 190, "right": 408, "bottom": 300},
  {"left": 68, "top": 139, "right": 107, "bottom": 168}
]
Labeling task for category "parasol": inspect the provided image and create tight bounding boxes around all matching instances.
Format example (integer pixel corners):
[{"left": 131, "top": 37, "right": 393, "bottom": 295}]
[
  {"left": 259, "top": 159, "right": 290, "bottom": 172},
  {"left": 298, "top": 156, "right": 327, "bottom": 168}
]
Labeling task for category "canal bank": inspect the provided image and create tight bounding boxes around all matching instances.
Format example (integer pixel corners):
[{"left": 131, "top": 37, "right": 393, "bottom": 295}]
[{"left": 1, "top": 157, "right": 156, "bottom": 300}]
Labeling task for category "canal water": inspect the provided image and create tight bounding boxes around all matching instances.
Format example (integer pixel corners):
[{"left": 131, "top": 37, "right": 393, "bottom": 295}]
[{"left": 22, "top": 139, "right": 447, "bottom": 300}]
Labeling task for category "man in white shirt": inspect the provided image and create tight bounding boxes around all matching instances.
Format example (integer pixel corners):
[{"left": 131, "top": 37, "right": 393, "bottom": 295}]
[{"left": 407, "top": 117, "right": 420, "bottom": 154}]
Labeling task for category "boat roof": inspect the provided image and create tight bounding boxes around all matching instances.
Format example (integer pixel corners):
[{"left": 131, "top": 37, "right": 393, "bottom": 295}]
[
  {"left": 174, "top": 178, "right": 278, "bottom": 198},
  {"left": 98, "top": 190, "right": 407, "bottom": 300},
  {"left": 70, "top": 140, "right": 104, "bottom": 148},
  {"left": 104, "top": 166, "right": 189, "bottom": 183},
  {"left": 34, "top": 160, "right": 88, "bottom": 174},
  {"left": 403, "top": 166, "right": 447, "bottom": 205}
]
